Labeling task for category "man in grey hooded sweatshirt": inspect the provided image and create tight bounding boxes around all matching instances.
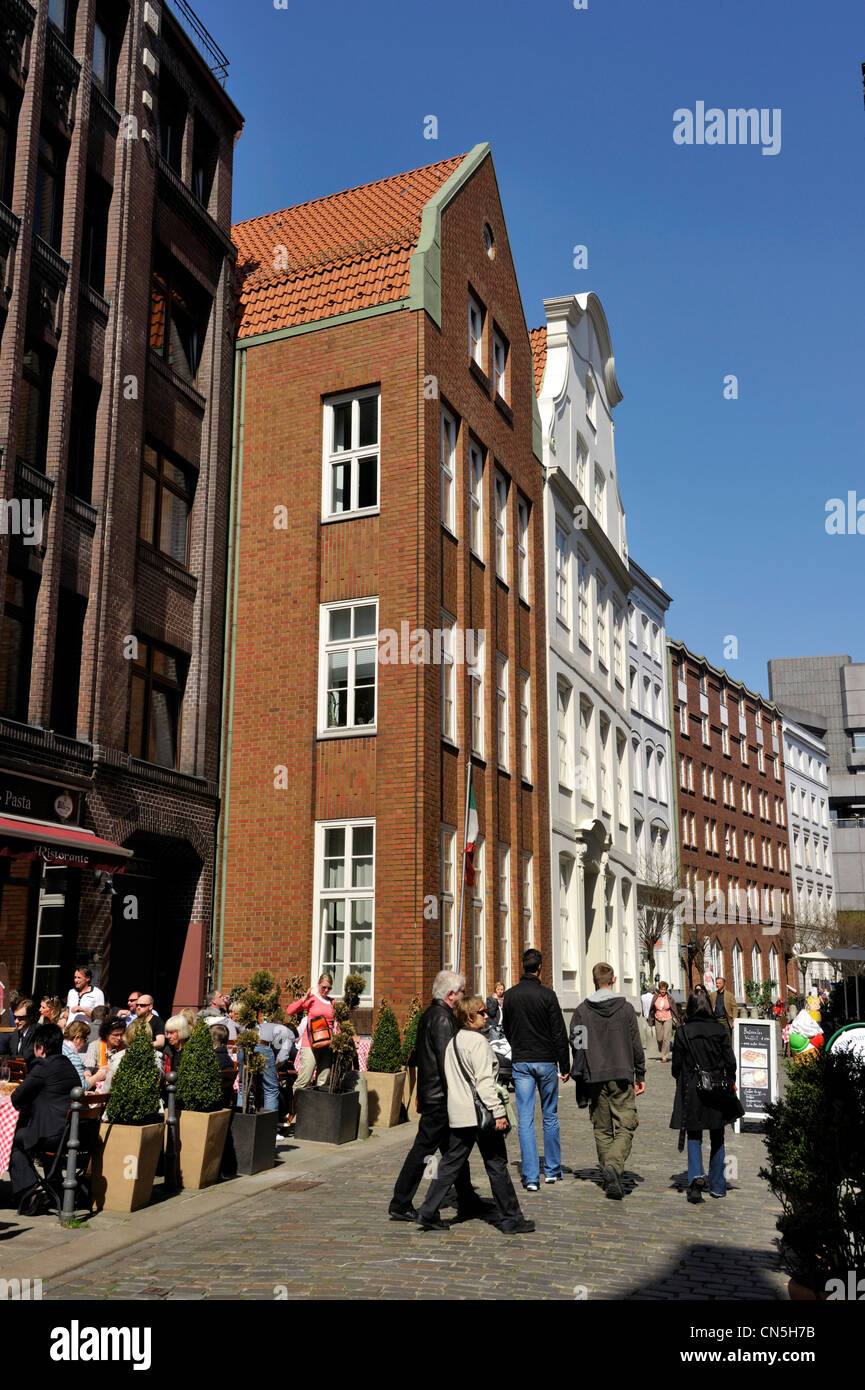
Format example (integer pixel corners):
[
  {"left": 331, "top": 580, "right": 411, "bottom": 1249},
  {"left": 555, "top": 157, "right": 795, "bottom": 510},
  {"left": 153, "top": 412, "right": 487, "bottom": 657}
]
[{"left": 569, "top": 961, "right": 645, "bottom": 1200}]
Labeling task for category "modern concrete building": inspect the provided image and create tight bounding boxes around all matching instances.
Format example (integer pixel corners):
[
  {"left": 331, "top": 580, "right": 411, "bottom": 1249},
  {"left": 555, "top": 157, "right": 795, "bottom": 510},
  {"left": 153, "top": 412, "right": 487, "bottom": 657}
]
[
  {"left": 533, "top": 293, "right": 637, "bottom": 1011},
  {"left": 0, "top": 0, "right": 242, "bottom": 1010},
  {"left": 768, "top": 655, "right": 865, "bottom": 917},
  {"left": 628, "top": 561, "right": 679, "bottom": 991},
  {"left": 670, "top": 642, "right": 796, "bottom": 999},
  {"left": 217, "top": 146, "right": 551, "bottom": 1027}
]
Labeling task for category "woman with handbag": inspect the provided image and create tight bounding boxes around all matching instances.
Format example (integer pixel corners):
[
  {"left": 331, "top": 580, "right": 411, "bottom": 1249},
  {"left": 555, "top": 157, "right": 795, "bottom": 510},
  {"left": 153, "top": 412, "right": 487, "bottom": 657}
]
[
  {"left": 286, "top": 973, "right": 335, "bottom": 1091},
  {"left": 415, "top": 996, "right": 534, "bottom": 1234},
  {"left": 670, "top": 990, "right": 744, "bottom": 1203}
]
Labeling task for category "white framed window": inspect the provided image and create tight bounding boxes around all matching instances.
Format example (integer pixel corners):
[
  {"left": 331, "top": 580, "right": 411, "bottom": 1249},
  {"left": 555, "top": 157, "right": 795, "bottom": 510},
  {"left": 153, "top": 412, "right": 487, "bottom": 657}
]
[
  {"left": 498, "top": 844, "right": 511, "bottom": 988},
  {"left": 647, "top": 746, "right": 657, "bottom": 801},
  {"left": 630, "top": 665, "right": 639, "bottom": 709},
  {"left": 560, "top": 854, "right": 575, "bottom": 970},
  {"left": 494, "top": 470, "right": 508, "bottom": 581},
  {"left": 679, "top": 702, "right": 688, "bottom": 736},
  {"left": 317, "top": 820, "right": 374, "bottom": 998},
  {"left": 557, "top": 680, "right": 572, "bottom": 790},
  {"left": 758, "top": 746, "right": 765, "bottom": 774},
  {"left": 679, "top": 752, "right": 687, "bottom": 790},
  {"left": 633, "top": 736, "right": 643, "bottom": 794},
  {"left": 741, "top": 735, "right": 748, "bottom": 765},
  {"left": 580, "top": 697, "right": 594, "bottom": 803},
  {"left": 441, "top": 610, "right": 456, "bottom": 742},
  {"left": 628, "top": 603, "right": 637, "bottom": 646},
  {"left": 658, "top": 750, "right": 667, "bottom": 804},
  {"left": 496, "top": 652, "right": 509, "bottom": 769},
  {"left": 492, "top": 328, "right": 508, "bottom": 399},
  {"left": 578, "top": 548, "right": 590, "bottom": 646},
  {"left": 732, "top": 941, "right": 744, "bottom": 999},
  {"left": 470, "top": 663, "right": 484, "bottom": 757},
  {"left": 440, "top": 406, "right": 457, "bottom": 533},
  {"left": 471, "top": 839, "right": 486, "bottom": 995},
  {"left": 555, "top": 524, "right": 569, "bottom": 624},
  {"left": 652, "top": 623, "right": 661, "bottom": 662},
  {"left": 593, "top": 465, "right": 606, "bottom": 527},
  {"left": 596, "top": 574, "right": 608, "bottom": 669},
  {"left": 642, "top": 614, "right": 650, "bottom": 654},
  {"left": 323, "top": 389, "right": 380, "bottom": 519},
  {"left": 441, "top": 825, "right": 456, "bottom": 971},
  {"left": 721, "top": 726, "right": 730, "bottom": 756},
  {"left": 600, "top": 715, "right": 612, "bottom": 815},
  {"left": 517, "top": 495, "right": 529, "bottom": 602},
  {"left": 521, "top": 851, "right": 533, "bottom": 950},
  {"left": 319, "top": 599, "right": 378, "bottom": 733},
  {"left": 576, "top": 435, "right": 588, "bottom": 495},
  {"left": 769, "top": 943, "right": 779, "bottom": 983},
  {"left": 468, "top": 292, "right": 484, "bottom": 367},
  {"left": 617, "top": 731, "right": 628, "bottom": 826},
  {"left": 702, "top": 714, "right": 710, "bottom": 746},
  {"left": 586, "top": 373, "right": 597, "bottom": 430},
  {"left": 613, "top": 603, "right": 624, "bottom": 685},
  {"left": 519, "top": 670, "right": 531, "bottom": 781},
  {"left": 654, "top": 682, "right": 663, "bottom": 723}
]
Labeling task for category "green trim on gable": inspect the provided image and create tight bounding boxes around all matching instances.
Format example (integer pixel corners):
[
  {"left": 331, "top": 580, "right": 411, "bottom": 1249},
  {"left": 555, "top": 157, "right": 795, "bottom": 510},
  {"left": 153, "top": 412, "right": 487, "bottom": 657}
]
[
  {"left": 236, "top": 298, "right": 410, "bottom": 350},
  {"left": 408, "top": 142, "right": 491, "bottom": 327}
]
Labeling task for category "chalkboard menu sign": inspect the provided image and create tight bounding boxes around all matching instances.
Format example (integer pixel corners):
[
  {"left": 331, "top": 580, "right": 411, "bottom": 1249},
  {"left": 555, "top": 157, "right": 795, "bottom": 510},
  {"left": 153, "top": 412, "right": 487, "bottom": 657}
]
[{"left": 733, "top": 1018, "right": 779, "bottom": 1129}]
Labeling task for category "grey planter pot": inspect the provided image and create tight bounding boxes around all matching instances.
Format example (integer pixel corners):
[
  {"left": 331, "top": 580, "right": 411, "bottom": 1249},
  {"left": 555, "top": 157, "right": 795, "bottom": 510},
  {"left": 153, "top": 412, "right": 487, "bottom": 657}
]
[
  {"left": 223, "top": 1109, "right": 279, "bottom": 1176},
  {"left": 294, "top": 1089, "right": 359, "bottom": 1144}
]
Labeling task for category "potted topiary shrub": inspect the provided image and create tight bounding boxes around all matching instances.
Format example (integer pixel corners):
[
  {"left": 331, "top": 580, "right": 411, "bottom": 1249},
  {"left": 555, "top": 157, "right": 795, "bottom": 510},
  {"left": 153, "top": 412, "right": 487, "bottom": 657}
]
[
  {"left": 399, "top": 995, "right": 422, "bottom": 1118},
  {"left": 92, "top": 1022, "right": 163, "bottom": 1212},
  {"left": 174, "top": 1020, "right": 232, "bottom": 1189},
  {"left": 364, "top": 998, "right": 405, "bottom": 1128},
  {"left": 222, "top": 970, "right": 283, "bottom": 1175},
  {"left": 760, "top": 1046, "right": 865, "bottom": 1299},
  {"left": 294, "top": 973, "right": 365, "bottom": 1145}
]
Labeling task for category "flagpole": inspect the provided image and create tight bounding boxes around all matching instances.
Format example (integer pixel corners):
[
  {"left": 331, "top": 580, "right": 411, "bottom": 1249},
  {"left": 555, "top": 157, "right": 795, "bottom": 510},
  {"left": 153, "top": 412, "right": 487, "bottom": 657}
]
[{"left": 456, "top": 759, "right": 472, "bottom": 978}]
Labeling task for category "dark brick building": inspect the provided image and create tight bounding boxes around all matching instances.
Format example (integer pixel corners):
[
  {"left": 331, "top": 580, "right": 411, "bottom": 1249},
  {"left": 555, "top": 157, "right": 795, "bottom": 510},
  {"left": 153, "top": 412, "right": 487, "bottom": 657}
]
[
  {"left": 0, "top": 0, "right": 241, "bottom": 1012},
  {"left": 218, "top": 145, "right": 551, "bottom": 1022},
  {"left": 669, "top": 641, "right": 797, "bottom": 998}
]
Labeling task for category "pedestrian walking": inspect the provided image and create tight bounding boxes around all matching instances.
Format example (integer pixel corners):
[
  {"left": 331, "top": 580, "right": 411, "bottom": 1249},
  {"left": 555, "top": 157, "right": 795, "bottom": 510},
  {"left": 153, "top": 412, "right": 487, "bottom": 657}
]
[
  {"left": 501, "top": 949, "right": 570, "bottom": 1191},
  {"left": 670, "top": 990, "right": 744, "bottom": 1202},
  {"left": 389, "top": 971, "right": 491, "bottom": 1223},
  {"left": 648, "top": 981, "right": 680, "bottom": 1063},
  {"left": 709, "top": 976, "right": 738, "bottom": 1042},
  {"left": 414, "top": 995, "right": 534, "bottom": 1233},
  {"left": 570, "top": 963, "right": 645, "bottom": 1200}
]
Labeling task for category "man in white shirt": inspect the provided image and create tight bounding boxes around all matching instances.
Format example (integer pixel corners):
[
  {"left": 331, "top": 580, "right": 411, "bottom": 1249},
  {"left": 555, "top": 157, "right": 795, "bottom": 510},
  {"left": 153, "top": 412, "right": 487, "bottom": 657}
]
[
  {"left": 639, "top": 986, "right": 655, "bottom": 1046},
  {"left": 66, "top": 967, "right": 104, "bottom": 1023}
]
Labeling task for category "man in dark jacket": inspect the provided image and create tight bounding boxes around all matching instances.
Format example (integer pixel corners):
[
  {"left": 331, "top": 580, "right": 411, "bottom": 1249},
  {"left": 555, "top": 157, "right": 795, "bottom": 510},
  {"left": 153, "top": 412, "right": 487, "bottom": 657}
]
[
  {"left": 570, "top": 962, "right": 645, "bottom": 1200},
  {"left": 8, "top": 1023, "right": 80, "bottom": 1198},
  {"left": 502, "top": 949, "right": 570, "bottom": 1190},
  {"left": 0, "top": 998, "right": 38, "bottom": 1062},
  {"left": 388, "top": 970, "right": 488, "bottom": 1224}
]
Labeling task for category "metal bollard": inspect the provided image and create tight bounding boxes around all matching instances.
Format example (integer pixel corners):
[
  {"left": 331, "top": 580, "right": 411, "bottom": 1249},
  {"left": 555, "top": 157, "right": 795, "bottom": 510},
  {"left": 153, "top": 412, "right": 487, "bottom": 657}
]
[
  {"left": 164, "top": 1071, "right": 178, "bottom": 1193},
  {"left": 60, "top": 1086, "right": 84, "bottom": 1227}
]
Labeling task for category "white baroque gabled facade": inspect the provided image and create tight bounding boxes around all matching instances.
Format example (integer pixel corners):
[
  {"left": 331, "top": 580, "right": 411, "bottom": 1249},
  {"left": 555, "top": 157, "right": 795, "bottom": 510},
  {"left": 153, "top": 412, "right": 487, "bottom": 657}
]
[
  {"left": 782, "top": 718, "right": 835, "bottom": 934},
  {"left": 534, "top": 293, "right": 637, "bottom": 1011},
  {"left": 627, "top": 561, "right": 680, "bottom": 991}
]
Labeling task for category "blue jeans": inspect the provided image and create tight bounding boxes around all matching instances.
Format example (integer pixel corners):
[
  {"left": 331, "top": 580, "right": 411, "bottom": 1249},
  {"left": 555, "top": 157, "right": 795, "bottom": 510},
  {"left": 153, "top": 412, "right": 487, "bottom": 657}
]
[
  {"left": 513, "top": 1061, "right": 562, "bottom": 1184},
  {"left": 687, "top": 1129, "right": 725, "bottom": 1194},
  {"left": 236, "top": 1044, "right": 279, "bottom": 1112}
]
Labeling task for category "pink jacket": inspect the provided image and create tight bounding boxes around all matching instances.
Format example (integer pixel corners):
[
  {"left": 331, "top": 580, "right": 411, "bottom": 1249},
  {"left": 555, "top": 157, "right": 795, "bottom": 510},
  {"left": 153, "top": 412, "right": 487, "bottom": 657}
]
[{"left": 286, "top": 993, "right": 334, "bottom": 1049}]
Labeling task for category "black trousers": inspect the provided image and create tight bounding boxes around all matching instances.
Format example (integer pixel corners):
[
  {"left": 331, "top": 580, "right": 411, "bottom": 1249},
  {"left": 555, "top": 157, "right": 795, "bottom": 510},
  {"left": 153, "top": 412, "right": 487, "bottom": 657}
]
[
  {"left": 9, "top": 1127, "right": 60, "bottom": 1196},
  {"left": 418, "top": 1126, "right": 522, "bottom": 1225},
  {"left": 392, "top": 1104, "right": 475, "bottom": 1209}
]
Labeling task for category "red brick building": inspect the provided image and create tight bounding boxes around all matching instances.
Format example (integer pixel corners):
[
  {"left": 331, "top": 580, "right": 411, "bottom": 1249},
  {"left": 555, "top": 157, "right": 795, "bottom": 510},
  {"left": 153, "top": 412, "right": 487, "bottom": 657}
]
[
  {"left": 217, "top": 144, "right": 551, "bottom": 1022},
  {"left": 669, "top": 640, "right": 797, "bottom": 998},
  {"left": 0, "top": 1, "right": 241, "bottom": 1011}
]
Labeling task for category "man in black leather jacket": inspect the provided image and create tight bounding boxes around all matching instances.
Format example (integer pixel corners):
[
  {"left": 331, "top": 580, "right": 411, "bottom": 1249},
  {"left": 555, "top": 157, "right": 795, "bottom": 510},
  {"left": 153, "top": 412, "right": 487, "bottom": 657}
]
[
  {"left": 8, "top": 1023, "right": 79, "bottom": 1199},
  {"left": 389, "top": 970, "right": 489, "bottom": 1223}
]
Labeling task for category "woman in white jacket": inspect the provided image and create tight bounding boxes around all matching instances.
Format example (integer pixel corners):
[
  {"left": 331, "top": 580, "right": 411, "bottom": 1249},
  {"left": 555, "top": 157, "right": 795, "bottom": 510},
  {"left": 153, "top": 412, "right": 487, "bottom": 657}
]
[{"left": 415, "top": 996, "right": 535, "bottom": 1234}]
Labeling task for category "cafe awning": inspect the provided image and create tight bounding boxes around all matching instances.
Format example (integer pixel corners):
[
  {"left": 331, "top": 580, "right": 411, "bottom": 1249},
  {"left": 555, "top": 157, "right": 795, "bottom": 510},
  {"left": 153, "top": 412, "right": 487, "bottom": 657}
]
[{"left": 0, "top": 815, "right": 133, "bottom": 870}]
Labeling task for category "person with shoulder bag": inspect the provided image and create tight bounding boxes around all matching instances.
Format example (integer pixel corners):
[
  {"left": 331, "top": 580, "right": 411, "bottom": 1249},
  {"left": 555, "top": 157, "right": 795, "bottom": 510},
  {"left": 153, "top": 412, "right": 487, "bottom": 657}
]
[
  {"left": 648, "top": 981, "right": 680, "bottom": 1064},
  {"left": 414, "top": 995, "right": 534, "bottom": 1234},
  {"left": 670, "top": 989, "right": 744, "bottom": 1203},
  {"left": 285, "top": 973, "right": 335, "bottom": 1091}
]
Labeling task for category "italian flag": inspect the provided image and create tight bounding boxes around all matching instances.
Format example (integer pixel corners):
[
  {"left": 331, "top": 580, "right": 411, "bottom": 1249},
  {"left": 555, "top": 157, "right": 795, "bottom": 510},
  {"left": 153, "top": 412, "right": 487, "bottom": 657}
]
[{"left": 464, "top": 778, "right": 478, "bottom": 886}]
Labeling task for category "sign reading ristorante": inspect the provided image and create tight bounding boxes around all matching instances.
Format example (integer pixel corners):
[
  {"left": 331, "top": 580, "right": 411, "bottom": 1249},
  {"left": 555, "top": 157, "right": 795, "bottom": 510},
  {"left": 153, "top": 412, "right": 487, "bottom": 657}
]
[{"left": 0, "top": 770, "right": 82, "bottom": 825}]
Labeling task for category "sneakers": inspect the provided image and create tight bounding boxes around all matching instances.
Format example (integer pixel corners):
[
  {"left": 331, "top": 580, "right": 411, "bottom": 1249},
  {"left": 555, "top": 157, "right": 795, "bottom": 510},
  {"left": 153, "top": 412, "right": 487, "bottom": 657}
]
[
  {"left": 524, "top": 1181, "right": 539, "bottom": 1192},
  {"left": 388, "top": 1203, "right": 417, "bottom": 1222},
  {"left": 544, "top": 1174, "right": 563, "bottom": 1184},
  {"left": 415, "top": 1213, "right": 449, "bottom": 1231},
  {"left": 687, "top": 1178, "right": 704, "bottom": 1204},
  {"left": 499, "top": 1218, "right": 536, "bottom": 1234},
  {"left": 603, "top": 1163, "right": 624, "bottom": 1200},
  {"left": 710, "top": 1190, "right": 726, "bottom": 1199}
]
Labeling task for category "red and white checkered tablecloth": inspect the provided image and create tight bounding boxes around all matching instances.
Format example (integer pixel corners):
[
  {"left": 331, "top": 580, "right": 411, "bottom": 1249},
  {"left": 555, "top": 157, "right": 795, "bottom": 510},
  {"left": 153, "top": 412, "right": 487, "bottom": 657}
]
[
  {"left": 0, "top": 1094, "right": 20, "bottom": 1176},
  {"left": 356, "top": 1038, "right": 371, "bottom": 1071}
]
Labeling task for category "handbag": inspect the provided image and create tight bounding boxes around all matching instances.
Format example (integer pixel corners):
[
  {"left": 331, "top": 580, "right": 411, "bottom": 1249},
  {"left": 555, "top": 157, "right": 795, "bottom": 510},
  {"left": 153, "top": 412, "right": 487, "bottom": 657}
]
[
  {"left": 308, "top": 1012, "right": 333, "bottom": 1050},
  {"left": 679, "top": 1026, "right": 732, "bottom": 1096},
  {"left": 452, "top": 1034, "right": 498, "bottom": 1134}
]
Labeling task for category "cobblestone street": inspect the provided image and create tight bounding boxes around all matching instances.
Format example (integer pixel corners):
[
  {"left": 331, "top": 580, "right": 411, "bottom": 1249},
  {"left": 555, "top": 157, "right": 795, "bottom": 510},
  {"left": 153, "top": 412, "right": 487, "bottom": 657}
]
[{"left": 45, "top": 1056, "right": 787, "bottom": 1302}]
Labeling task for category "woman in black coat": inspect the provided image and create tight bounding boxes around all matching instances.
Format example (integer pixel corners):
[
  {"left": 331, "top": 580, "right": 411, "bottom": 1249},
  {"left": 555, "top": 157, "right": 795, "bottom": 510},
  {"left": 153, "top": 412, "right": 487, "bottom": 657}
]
[{"left": 670, "top": 990, "right": 744, "bottom": 1203}]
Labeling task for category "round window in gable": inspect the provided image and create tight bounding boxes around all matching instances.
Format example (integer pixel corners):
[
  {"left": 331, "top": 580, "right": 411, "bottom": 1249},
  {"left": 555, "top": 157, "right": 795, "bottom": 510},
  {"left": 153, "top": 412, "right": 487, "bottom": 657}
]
[{"left": 483, "top": 223, "right": 495, "bottom": 259}]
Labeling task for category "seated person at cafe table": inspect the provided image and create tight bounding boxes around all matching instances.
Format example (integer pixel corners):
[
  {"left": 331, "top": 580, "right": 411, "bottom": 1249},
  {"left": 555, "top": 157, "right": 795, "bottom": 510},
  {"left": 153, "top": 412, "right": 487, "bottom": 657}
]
[
  {"left": 0, "top": 999, "right": 39, "bottom": 1063},
  {"left": 8, "top": 1023, "right": 80, "bottom": 1202},
  {"left": 62, "top": 1021, "right": 96, "bottom": 1089},
  {"left": 83, "top": 1016, "right": 127, "bottom": 1088}
]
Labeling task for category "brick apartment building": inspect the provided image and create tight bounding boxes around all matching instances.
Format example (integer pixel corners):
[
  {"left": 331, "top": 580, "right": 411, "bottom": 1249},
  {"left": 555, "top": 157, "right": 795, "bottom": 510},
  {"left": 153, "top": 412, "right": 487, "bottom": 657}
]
[
  {"left": 217, "top": 144, "right": 551, "bottom": 1022},
  {"left": 0, "top": 0, "right": 241, "bottom": 1010},
  {"left": 669, "top": 641, "right": 797, "bottom": 998}
]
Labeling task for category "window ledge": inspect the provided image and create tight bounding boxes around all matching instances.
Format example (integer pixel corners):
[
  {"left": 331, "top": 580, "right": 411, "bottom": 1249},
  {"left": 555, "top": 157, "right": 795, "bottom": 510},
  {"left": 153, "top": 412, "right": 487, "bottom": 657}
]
[
  {"left": 442, "top": 522, "right": 458, "bottom": 541},
  {"left": 494, "top": 393, "right": 513, "bottom": 427},
  {"left": 80, "top": 281, "right": 110, "bottom": 321},
  {"left": 321, "top": 507, "right": 380, "bottom": 525},
  {"left": 317, "top": 727, "right": 377, "bottom": 741},
  {"left": 148, "top": 350, "right": 206, "bottom": 411},
  {"left": 469, "top": 358, "right": 490, "bottom": 393},
  {"left": 441, "top": 736, "right": 459, "bottom": 752},
  {"left": 137, "top": 542, "right": 198, "bottom": 595},
  {"left": 90, "top": 83, "right": 120, "bottom": 131}
]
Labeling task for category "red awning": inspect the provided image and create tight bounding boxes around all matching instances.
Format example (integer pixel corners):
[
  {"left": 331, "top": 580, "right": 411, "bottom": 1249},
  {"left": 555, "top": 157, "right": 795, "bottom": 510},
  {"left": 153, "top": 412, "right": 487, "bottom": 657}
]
[{"left": 0, "top": 816, "right": 133, "bottom": 870}]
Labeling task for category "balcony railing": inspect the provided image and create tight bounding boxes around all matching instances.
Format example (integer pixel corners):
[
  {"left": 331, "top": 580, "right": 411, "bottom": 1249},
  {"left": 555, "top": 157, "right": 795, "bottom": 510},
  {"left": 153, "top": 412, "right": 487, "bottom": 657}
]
[{"left": 164, "top": 0, "right": 229, "bottom": 85}]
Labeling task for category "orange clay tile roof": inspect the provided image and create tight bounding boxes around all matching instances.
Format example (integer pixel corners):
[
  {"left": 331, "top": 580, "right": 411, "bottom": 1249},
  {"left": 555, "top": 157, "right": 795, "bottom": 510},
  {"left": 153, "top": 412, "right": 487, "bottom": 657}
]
[
  {"left": 529, "top": 326, "right": 547, "bottom": 396},
  {"left": 233, "top": 154, "right": 469, "bottom": 340}
]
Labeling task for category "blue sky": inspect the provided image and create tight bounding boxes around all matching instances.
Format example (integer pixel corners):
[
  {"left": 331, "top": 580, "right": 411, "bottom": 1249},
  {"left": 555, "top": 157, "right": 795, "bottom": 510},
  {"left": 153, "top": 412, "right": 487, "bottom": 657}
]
[{"left": 200, "top": 0, "right": 864, "bottom": 696}]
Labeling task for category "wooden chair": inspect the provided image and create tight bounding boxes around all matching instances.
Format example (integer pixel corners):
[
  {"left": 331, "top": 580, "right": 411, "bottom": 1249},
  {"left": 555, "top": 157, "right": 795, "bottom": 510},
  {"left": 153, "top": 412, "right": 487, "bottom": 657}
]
[
  {"left": 18, "top": 1093, "right": 106, "bottom": 1218},
  {"left": 5, "top": 1059, "right": 27, "bottom": 1082}
]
